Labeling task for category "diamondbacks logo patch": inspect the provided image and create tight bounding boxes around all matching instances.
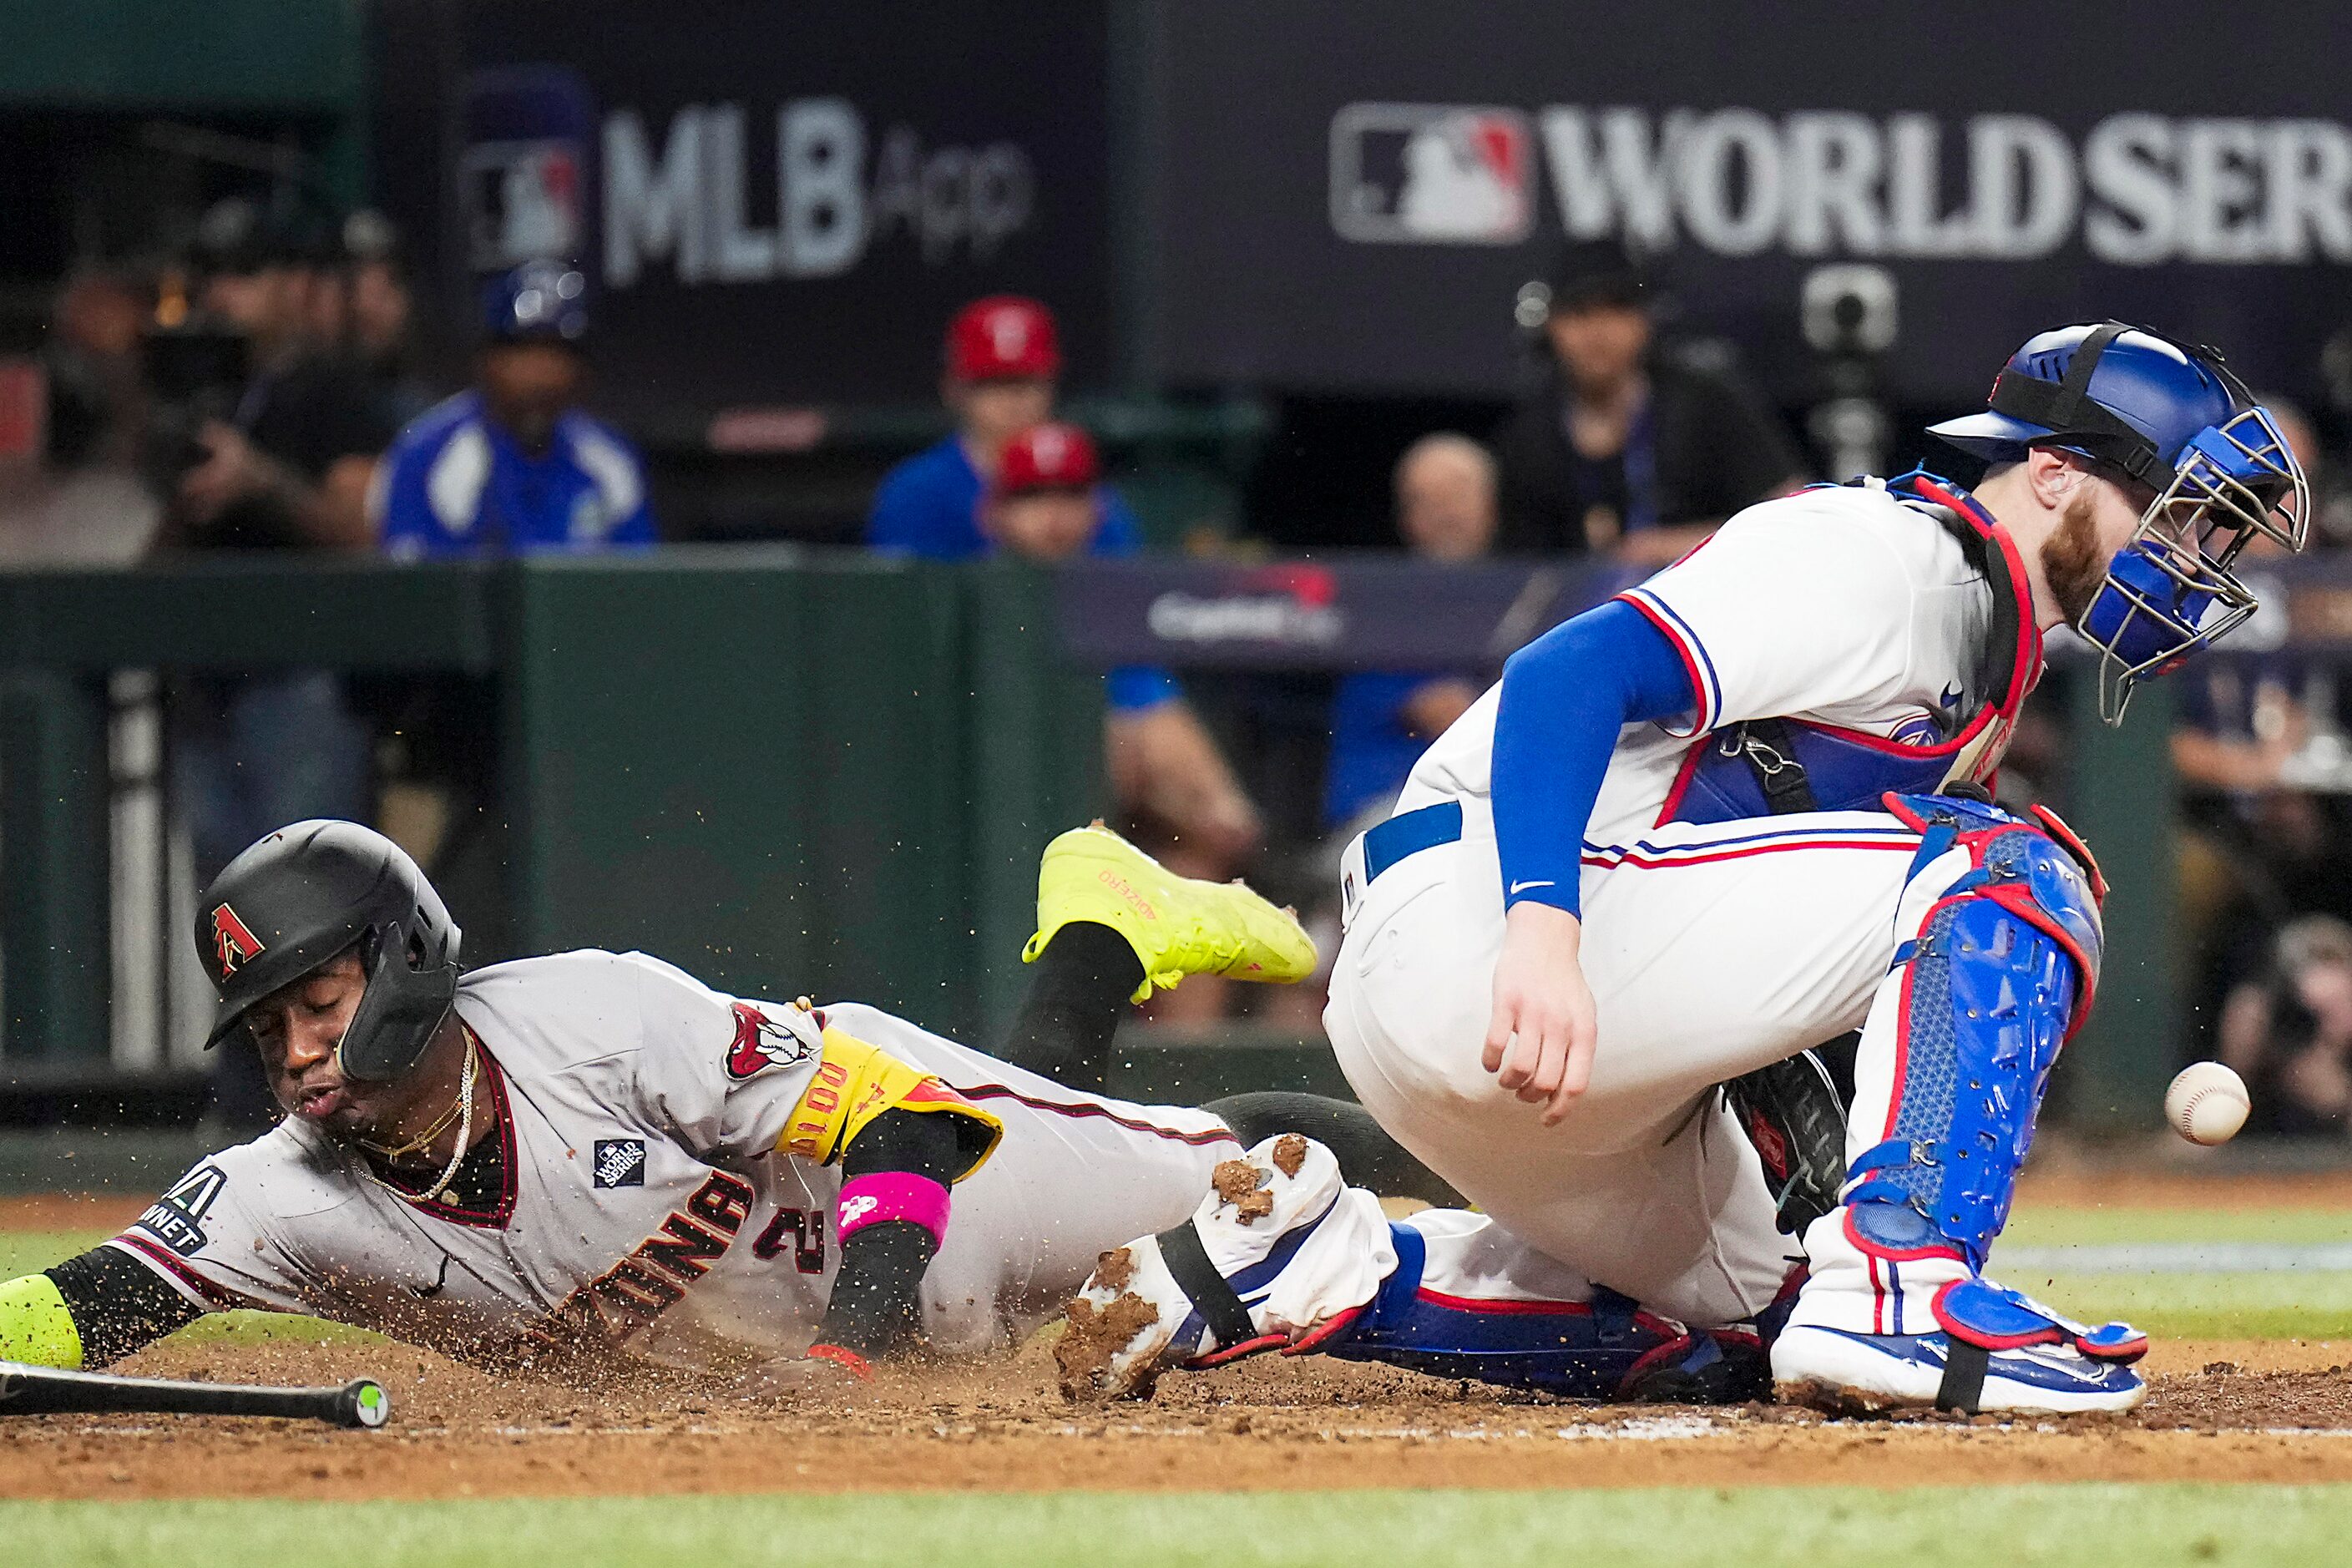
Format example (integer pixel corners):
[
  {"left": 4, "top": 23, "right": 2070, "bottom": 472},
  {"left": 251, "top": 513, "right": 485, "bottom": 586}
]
[
  {"left": 724, "top": 1001, "right": 817, "bottom": 1081},
  {"left": 211, "top": 904, "right": 266, "bottom": 979},
  {"left": 593, "top": 1140, "right": 647, "bottom": 1189}
]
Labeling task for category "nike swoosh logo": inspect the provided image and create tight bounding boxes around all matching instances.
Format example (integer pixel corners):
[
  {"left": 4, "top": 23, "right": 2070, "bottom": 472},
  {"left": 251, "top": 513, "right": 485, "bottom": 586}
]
[
  {"left": 1940, "top": 685, "right": 1963, "bottom": 708},
  {"left": 1508, "top": 879, "right": 1555, "bottom": 895}
]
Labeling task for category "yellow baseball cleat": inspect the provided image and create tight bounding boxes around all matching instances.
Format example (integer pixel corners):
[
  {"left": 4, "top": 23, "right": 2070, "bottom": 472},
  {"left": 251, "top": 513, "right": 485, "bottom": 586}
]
[{"left": 1024, "top": 823, "right": 1317, "bottom": 1002}]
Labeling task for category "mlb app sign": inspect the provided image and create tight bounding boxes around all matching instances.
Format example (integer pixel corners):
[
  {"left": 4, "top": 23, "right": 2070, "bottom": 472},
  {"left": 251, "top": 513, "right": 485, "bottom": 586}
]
[{"left": 1330, "top": 104, "right": 1534, "bottom": 245}]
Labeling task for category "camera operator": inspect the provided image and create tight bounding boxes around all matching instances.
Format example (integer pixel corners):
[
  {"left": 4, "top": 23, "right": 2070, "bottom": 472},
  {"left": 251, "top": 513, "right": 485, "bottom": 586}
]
[
  {"left": 152, "top": 200, "right": 390, "bottom": 553},
  {"left": 1493, "top": 239, "right": 1804, "bottom": 565},
  {"left": 149, "top": 201, "right": 384, "bottom": 1136}
]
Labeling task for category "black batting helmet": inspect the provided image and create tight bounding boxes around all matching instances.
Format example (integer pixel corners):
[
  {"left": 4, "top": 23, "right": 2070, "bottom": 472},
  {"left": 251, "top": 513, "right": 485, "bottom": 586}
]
[{"left": 196, "top": 821, "right": 463, "bottom": 1081}]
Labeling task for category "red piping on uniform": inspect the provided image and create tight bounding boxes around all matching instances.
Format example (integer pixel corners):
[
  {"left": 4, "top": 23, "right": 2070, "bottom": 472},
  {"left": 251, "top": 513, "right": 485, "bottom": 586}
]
[
  {"left": 111, "top": 1234, "right": 255, "bottom": 1313},
  {"left": 377, "top": 1030, "right": 518, "bottom": 1229},
  {"left": 1615, "top": 593, "right": 1713, "bottom": 736},
  {"left": 1413, "top": 1286, "right": 1681, "bottom": 1340},
  {"left": 1582, "top": 837, "right": 1917, "bottom": 873},
  {"left": 957, "top": 1083, "right": 1239, "bottom": 1148},
  {"left": 1784, "top": 709, "right": 1996, "bottom": 760},
  {"left": 1908, "top": 475, "right": 2046, "bottom": 708},
  {"left": 1652, "top": 738, "right": 1712, "bottom": 828}
]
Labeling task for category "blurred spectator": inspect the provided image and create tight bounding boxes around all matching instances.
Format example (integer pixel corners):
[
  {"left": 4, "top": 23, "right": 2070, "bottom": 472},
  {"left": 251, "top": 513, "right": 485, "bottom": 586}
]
[
  {"left": 1493, "top": 240, "right": 1803, "bottom": 565},
  {"left": 979, "top": 421, "right": 1265, "bottom": 1021},
  {"left": 340, "top": 210, "right": 435, "bottom": 430},
  {"left": 1323, "top": 433, "right": 1496, "bottom": 832},
  {"left": 151, "top": 200, "right": 387, "bottom": 1135},
  {"left": 372, "top": 261, "right": 652, "bottom": 558},
  {"left": 867, "top": 296, "right": 1065, "bottom": 559},
  {"left": 368, "top": 261, "right": 650, "bottom": 979},
  {"left": 159, "top": 200, "right": 388, "bottom": 553},
  {"left": 0, "top": 271, "right": 159, "bottom": 564},
  {"left": 2170, "top": 397, "right": 2352, "bottom": 1057},
  {"left": 2218, "top": 917, "right": 2352, "bottom": 1137},
  {"left": 160, "top": 201, "right": 379, "bottom": 896}
]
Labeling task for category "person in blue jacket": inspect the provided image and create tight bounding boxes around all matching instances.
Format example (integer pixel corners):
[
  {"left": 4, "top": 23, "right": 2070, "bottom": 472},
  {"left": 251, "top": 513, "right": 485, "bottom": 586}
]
[
  {"left": 867, "top": 295, "right": 1065, "bottom": 561},
  {"left": 371, "top": 260, "right": 652, "bottom": 558}
]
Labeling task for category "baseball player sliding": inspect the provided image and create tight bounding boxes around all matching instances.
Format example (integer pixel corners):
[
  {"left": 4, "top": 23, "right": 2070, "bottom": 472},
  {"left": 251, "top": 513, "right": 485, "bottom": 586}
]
[
  {"left": 0, "top": 819, "right": 1366, "bottom": 1391},
  {"left": 1064, "top": 324, "right": 2308, "bottom": 1415}
]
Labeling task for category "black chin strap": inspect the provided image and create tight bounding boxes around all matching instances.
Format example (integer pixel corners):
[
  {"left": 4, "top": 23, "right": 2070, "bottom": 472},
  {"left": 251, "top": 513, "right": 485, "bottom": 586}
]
[{"left": 1986, "top": 321, "right": 2178, "bottom": 488}]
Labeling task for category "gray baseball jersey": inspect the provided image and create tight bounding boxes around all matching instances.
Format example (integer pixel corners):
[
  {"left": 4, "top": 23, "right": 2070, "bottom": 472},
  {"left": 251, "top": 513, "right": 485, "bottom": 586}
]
[{"left": 108, "top": 950, "right": 1237, "bottom": 1373}]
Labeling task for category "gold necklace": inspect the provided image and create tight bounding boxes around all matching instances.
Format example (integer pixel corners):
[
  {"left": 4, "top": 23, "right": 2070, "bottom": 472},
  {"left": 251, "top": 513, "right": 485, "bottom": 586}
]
[
  {"left": 366, "top": 1034, "right": 478, "bottom": 1207},
  {"left": 360, "top": 1072, "right": 468, "bottom": 1162}
]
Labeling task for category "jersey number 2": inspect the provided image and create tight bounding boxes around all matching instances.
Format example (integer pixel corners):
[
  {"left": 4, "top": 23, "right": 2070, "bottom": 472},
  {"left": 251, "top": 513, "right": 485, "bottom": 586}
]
[{"left": 753, "top": 1207, "right": 827, "bottom": 1273}]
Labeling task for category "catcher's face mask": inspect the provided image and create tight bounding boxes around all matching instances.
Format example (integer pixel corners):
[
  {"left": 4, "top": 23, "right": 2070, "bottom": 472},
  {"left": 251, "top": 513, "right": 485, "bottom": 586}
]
[{"left": 2077, "top": 402, "right": 2307, "bottom": 723}]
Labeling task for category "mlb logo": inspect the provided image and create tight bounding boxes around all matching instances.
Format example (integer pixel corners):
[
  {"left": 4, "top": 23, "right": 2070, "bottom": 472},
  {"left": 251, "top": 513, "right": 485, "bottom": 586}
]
[
  {"left": 592, "top": 1139, "right": 647, "bottom": 1189},
  {"left": 1330, "top": 104, "right": 1535, "bottom": 245},
  {"left": 461, "top": 138, "right": 584, "bottom": 270}
]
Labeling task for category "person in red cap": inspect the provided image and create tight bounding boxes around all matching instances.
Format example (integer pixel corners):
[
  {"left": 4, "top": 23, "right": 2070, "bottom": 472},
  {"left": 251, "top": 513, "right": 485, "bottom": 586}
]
[
  {"left": 984, "top": 419, "right": 1111, "bottom": 559},
  {"left": 979, "top": 421, "right": 1265, "bottom": 1020},
  {"left": 868, "top": 296, "right": 1104, "bottom": 559}
]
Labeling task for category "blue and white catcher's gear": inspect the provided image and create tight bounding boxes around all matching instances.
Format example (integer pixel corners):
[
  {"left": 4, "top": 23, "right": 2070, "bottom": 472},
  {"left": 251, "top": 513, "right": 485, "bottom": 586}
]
[
  {"left": 1774, "top": 793, "right": 2149, "bottom": 1414},
  {"left": 1057, "top": 1137, "right": 1770, "bottom": 1404},
  {"left": 1931, "top": 322, "right": 2308, "bottom": 723}
]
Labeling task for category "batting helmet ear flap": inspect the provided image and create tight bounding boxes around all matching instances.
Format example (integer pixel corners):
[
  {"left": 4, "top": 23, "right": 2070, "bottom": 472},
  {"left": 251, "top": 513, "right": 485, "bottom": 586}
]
[{"left": 336, "top": 912, "right": 463, "bottom": 1083}]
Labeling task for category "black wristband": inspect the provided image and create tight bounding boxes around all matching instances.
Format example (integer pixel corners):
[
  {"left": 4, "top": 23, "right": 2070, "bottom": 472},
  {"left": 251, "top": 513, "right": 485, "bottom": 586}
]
[{"left": 813, "top": 1109, "right": 961, "bottom": 1355}]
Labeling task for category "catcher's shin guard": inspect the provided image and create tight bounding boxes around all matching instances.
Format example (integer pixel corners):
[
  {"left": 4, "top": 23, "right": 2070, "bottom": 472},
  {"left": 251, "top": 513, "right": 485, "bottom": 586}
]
[{"left": 1775, "top": 793, "right": 2147, "bottom": 1414}]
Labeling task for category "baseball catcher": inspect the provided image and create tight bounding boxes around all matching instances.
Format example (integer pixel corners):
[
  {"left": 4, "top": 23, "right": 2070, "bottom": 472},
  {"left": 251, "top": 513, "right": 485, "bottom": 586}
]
[{"left": 1060, "top": 324, "right": 2308, "bottom": 1416}]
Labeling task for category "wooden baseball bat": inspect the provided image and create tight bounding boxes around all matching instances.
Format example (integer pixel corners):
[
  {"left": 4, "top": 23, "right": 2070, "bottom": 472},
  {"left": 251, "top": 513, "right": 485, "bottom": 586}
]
[{"left": 0, "top": 1360, "right": 389, "bottom": 1428}]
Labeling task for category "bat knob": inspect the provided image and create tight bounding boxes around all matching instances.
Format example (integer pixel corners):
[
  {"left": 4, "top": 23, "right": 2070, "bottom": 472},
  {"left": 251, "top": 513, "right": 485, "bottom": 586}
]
[{"left": 337, "top": 1378, "right": 392, "bottom": 1429}]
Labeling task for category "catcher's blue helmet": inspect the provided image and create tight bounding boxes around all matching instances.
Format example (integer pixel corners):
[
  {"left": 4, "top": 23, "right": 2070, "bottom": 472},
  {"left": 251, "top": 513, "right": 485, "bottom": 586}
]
[{"left": 1933, "top": 323, "right": 2307, "bottom": 722}]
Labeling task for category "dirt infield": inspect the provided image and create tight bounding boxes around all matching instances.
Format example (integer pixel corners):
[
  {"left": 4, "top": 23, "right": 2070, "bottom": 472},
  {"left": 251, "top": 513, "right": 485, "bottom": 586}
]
[
  {"left": 8, "top": 1333, "right": 2352, "bottom": 1500},
  {"left": 9, "top": 1171, "right": 2352, "bottom": 1501}
]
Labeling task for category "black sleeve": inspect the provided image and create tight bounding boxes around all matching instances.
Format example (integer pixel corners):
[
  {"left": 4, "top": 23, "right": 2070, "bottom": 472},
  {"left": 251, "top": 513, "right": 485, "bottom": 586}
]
[
  {"left": 257, "top": 360, "right": 396, "bottom": 478},
  {"left": 1680, "top": 365, "right": 1806, "bottom": 518},
  {"left": 1491, "top": 395, "right": 1586, "bottom": 556},
  {"left": 47, "top": 1247, "right": 204, "bottom": 1368},
  {"left": 811, "top": 1109, "right": 962, "bottom": 1358}
]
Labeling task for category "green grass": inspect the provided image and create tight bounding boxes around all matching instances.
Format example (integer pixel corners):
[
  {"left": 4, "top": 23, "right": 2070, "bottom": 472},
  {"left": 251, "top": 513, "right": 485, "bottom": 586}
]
[
  {"left": 2025, "top": 1271, "right": 2352, "bottom": 1341},
  {"left": 3, "top": 1485, "right": 2344, "bottom": 1567},
  {"left": 1996, "top": 1202, "right": 2352, "bottom": 1338},
  {"left": 0, "top": 1229, "right": 95, "bottom": 1276},
  {"left": 2004, "top": 1206, "right": 2352, "bottom": 1248}
]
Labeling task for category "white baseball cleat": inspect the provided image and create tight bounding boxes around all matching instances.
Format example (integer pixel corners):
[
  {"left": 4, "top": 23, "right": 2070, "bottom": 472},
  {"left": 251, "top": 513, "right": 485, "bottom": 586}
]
[
  {"left": 1772, "top": 1277, "right": 2148, "bottom": 1416},
  {"left": 1055, "top": 1134, "right": 1393, "bottom": 1399}
]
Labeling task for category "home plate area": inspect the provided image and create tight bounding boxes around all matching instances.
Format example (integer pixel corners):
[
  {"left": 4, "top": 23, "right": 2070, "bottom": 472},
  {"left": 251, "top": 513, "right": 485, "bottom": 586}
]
[{"left": 10, "top": 1329, "right": 2352, "bottom": 1500}]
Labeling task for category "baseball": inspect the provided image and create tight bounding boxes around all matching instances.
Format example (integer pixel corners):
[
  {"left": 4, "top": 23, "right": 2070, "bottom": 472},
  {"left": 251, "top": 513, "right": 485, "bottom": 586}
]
[{"left": 2165, "top": 1061, "right": 2250, "bottom": 1146}]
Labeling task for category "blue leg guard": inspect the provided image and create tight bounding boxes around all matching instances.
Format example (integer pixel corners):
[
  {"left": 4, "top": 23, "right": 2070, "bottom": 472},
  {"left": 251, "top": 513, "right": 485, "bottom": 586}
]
[
  {"left": 1313, "top": 1226, "right": 1768, "bottom": 1403},
  {"left": 1774, "top": 795, "right": 2147, "bottom": 1414},
  {"left": 1845, "top": 795, "right": 2105, "bottom": 1270}
]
